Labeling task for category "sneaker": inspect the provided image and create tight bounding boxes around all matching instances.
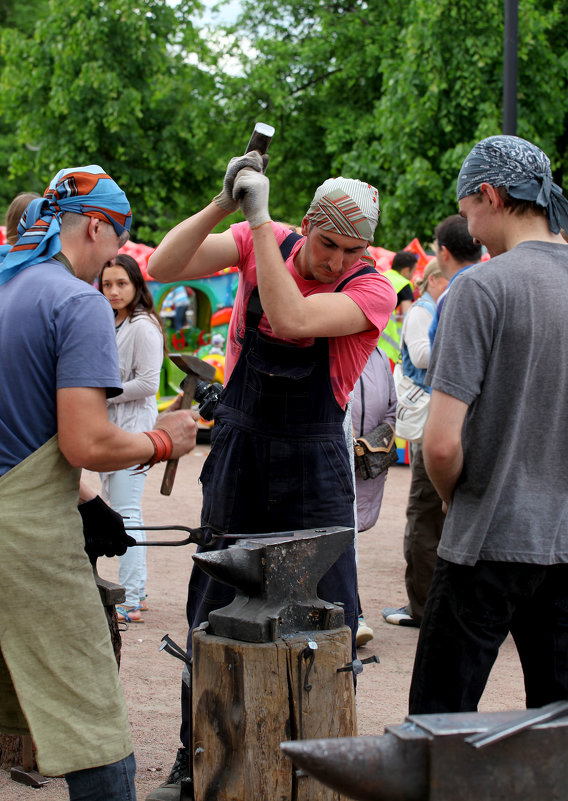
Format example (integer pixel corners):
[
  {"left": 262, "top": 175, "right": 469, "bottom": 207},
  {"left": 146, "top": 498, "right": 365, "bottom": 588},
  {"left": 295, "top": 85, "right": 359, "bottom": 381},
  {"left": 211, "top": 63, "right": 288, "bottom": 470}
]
[
  {"left": 381, "top": 605, "right": 420, "bottom": 628},
  {"left": 146, "top": 747, "right": 192, "bottom": 801},
  {"left": 356, "top": 615, "right": 374, "bottom": 647}
]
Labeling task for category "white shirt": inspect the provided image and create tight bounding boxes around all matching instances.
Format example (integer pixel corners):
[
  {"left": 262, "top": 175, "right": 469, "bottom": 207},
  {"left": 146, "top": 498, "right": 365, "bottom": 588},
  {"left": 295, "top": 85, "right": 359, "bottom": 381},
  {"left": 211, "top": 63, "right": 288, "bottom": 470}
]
[{"left": 106, "top": 310, "right": 163, "bottom": 433}]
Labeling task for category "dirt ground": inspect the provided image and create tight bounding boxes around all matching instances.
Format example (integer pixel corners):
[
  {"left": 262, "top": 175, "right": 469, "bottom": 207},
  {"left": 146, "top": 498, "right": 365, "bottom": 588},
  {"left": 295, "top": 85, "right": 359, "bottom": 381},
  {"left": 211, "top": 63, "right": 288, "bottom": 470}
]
[{"left": 0, "top": 446, "right": 526, "bottom": 800}]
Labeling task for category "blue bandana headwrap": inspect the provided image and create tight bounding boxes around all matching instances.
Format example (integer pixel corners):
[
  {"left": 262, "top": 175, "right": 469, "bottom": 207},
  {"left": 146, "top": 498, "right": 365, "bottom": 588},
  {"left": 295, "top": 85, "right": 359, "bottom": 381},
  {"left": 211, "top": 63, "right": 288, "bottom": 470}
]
[
  {"left": 456, "top": 135, "right": 568, "bottom": 235},
  {"left": 0, "top": 165, "right": 131, "bottom": 285}
]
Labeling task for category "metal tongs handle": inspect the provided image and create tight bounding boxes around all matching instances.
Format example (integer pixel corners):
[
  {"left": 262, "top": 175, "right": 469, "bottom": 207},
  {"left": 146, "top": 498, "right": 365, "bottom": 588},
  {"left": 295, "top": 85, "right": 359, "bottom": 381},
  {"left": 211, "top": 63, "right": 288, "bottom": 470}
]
[
  {"left": 125, "top": 525, "right": 301, "bottom": 548},
  {"left": 465, "top": 700, "right": 568, "bottom": 749},
  {"left": 125, "top": 524, "right": 211, "bottom": 547}
]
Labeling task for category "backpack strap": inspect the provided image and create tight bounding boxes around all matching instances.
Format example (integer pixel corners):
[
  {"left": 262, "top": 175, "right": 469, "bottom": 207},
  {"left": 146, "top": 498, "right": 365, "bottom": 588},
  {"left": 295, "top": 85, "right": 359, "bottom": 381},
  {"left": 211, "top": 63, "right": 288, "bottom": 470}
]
[{"left": 358, "top": 374, "right": 366, "bottom": 436}]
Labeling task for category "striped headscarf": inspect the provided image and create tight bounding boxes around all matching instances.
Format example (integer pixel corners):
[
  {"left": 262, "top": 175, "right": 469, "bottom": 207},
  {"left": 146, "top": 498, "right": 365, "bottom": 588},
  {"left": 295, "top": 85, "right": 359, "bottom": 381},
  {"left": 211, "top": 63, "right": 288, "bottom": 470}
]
[
  {"left": 0, "top": 165, "right": 131, "bottom": 285},
  {"left": 457, "top": 136, "right": 568, "bottom": 235},
  {"left": 306, "top": 177, "right": 380, "bottom": 242}
]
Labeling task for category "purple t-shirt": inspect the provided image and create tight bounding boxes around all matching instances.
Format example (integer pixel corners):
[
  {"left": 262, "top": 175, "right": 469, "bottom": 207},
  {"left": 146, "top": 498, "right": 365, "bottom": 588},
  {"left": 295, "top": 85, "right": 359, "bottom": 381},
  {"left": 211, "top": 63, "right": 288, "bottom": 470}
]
[{"left": 0, "top": 258, "right": 122, "bottom": 475}]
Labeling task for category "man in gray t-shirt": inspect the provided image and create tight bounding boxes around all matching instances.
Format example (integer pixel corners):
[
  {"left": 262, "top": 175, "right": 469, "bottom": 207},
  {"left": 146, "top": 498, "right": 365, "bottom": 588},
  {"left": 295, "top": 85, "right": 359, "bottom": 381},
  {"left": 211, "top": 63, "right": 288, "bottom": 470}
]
[{"left": 409, "top": 135, "right": 568, "bottom": 715}]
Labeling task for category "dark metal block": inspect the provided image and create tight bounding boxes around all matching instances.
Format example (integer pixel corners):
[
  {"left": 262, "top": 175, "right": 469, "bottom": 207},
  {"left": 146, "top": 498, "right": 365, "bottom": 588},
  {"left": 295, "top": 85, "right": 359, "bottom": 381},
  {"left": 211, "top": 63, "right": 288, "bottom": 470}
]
[
  {"left": 192, "top": 527, "right": 353, "bottom": 642},
  {"left": 281, "top": 704, "right": 568, "bottom": 801}
]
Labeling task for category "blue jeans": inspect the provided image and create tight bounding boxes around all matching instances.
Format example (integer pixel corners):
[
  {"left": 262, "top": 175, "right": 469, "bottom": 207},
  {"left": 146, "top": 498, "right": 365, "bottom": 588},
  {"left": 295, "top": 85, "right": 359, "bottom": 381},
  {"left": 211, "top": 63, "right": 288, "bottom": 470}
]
[
  {"left": 65, "top": 753, "right": 136, "bottom": 800},
  {"left": 100, "top": 469, "right": 147, "bottom": 608}
]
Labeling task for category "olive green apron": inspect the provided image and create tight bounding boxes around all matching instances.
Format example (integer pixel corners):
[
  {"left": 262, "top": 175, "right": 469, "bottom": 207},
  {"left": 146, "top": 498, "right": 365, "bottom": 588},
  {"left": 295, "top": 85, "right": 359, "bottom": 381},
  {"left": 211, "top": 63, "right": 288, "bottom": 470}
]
[{"left": 0, "top": 436, "right": 132, "bottom": 776}]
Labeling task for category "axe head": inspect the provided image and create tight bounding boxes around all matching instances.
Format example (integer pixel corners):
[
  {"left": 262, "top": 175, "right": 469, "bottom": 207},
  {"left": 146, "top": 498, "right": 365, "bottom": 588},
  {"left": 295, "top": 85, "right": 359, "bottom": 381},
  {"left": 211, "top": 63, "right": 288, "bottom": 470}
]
[{"left": 168, "top": 353, "right": 216, "bottom": 383}]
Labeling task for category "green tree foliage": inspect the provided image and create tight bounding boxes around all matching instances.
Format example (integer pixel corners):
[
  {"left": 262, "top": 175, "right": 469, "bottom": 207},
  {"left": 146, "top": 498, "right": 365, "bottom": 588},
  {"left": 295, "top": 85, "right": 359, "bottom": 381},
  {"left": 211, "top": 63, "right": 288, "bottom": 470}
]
[
  {"left": 0, "top": 0, "right": 231, "bottom": 243},
  {"left": 0, "top": 0, "right": 566, "bottom": 248},
  {"left": 0, "top": 0, "right": 50, "bottom": 212},
  {"left": 225, "top": 0, "right": 568, "bottom": 247}
]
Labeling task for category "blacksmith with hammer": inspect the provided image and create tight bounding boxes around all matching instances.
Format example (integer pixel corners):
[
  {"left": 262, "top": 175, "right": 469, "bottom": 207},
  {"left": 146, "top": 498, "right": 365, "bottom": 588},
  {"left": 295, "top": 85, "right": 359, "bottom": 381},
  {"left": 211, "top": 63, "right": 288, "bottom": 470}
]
[
  {"left": 146, "top": 150, "right": 396, "bottom": 799},
  {"left": 0, "top": 166, "right": 197, "bottom": 800}
]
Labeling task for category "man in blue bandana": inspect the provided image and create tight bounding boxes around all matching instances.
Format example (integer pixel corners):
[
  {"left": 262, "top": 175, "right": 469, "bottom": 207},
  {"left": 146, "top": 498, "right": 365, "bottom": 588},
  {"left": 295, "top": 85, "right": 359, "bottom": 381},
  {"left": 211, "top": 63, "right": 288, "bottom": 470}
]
[
  {"left": 409, "top": 136, "right": 568, "bottom": 714},
  {"left": 0, "top": 166, "right": 197, "bottom": 800}
]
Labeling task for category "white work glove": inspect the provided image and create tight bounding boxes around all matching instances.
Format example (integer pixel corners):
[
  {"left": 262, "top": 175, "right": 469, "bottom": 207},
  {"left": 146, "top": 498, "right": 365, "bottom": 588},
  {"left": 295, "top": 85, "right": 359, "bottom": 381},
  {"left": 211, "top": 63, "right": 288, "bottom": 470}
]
[
  {"left": 213, "top": 151, "right": 268, "bottom": 213},
  {"left": 233, "top": 168, "right": 271, "bottom": 229}
]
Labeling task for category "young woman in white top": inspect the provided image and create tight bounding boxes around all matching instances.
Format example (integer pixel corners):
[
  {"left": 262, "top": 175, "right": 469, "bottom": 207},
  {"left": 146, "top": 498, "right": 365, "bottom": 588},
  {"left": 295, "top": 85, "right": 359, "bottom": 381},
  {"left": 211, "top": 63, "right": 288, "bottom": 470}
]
[{"left": 98, "top": 254, "right": 166, "bottom": 623}]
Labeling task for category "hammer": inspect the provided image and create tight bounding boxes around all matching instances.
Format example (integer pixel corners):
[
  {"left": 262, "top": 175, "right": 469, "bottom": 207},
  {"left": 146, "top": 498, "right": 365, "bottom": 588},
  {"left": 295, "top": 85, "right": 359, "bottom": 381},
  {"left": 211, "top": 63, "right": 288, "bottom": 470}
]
[{"left": 160, "top": 353, "right": 216, "bottom": 496}]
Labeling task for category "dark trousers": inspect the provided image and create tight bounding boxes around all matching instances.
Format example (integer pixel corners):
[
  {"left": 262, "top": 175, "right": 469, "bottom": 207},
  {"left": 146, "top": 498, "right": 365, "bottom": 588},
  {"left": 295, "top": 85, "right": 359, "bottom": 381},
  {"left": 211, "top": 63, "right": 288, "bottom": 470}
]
[
  {"left": 409, "top": 557, "right": 568, "bottom": 714},
  {"left": 404, "top": 440, "right": 445, "bottom": 622}
]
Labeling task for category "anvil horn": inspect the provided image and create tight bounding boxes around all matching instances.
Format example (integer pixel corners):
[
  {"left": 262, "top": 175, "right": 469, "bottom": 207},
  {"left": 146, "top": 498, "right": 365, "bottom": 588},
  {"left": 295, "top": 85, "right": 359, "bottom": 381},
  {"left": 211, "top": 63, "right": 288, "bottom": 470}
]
[
  {"left": 280, "top": 735, "right": 428, "bottom": 801},
  {"left": 192, "top": 547, "right": 263, "bottom": 594},
  {"left": 193, "top": 527, "right": 353, "bottom": 600}
]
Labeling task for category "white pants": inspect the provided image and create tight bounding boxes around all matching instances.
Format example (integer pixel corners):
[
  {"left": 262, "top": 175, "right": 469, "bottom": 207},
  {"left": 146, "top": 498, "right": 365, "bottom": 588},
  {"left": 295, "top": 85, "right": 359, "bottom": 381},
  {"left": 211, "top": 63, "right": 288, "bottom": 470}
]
[{"left": 100, "top": 468, "right": 147, "bottom": 608}]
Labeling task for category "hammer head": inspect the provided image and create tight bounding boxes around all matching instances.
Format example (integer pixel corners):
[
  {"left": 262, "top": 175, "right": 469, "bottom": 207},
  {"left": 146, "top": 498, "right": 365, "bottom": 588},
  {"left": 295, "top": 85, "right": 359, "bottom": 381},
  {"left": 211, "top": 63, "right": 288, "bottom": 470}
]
[{"left": 168, "top": 353, "right": 216, "bottom": 383}]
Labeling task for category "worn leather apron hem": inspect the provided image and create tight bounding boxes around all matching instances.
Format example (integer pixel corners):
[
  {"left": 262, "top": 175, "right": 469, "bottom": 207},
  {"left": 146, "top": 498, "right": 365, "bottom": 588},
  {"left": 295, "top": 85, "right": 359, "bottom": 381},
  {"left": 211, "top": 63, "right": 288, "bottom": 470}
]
[{"left": 0, "top": 436, "right": 133, "bottom": 775}]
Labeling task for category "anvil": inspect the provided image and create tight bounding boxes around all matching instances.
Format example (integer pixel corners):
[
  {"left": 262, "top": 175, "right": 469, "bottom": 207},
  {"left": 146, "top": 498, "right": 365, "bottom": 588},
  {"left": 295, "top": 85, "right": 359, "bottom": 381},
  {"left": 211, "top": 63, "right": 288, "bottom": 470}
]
[
  {"left": 280, "top": 701, "right": 568, "bottom": 801},
  {"left": 192, "top": 526, "right": 354, "bottom": 643}
]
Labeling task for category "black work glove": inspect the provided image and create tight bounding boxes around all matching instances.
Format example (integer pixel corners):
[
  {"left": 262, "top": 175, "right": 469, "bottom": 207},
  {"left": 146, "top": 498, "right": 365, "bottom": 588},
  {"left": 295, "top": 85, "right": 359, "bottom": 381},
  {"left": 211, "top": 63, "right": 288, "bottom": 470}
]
[{"left": 79, "top": 495, "right": 136, "bottom": 561}]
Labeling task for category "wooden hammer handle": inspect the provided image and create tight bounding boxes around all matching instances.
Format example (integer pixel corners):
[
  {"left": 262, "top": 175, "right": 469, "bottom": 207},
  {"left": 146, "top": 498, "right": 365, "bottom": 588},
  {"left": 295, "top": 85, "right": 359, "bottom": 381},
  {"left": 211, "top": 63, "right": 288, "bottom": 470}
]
[{"left": 160, "top": 376, "right": 197, "bottom": 496}]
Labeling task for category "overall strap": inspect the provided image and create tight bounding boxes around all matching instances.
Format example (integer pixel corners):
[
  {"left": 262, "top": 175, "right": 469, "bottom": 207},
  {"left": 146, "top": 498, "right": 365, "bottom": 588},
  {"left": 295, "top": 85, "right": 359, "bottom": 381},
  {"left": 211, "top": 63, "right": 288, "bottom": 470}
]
[
  {"left": 334, "top": 264, "right": 378, "bottom": 293},
  {"left": 279, "top": 230, "right": 303, "bottom": 260},
  {"left": 246, "top": 231, "right": 304, "bottom": 326}
]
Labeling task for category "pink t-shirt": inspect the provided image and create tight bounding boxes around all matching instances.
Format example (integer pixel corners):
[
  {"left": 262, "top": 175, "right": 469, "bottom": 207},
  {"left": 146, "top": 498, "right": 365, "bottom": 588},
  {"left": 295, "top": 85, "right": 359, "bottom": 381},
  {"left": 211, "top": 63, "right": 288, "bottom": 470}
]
[{"left": 226, "top": 222, "right": 396, "bottom": 409}]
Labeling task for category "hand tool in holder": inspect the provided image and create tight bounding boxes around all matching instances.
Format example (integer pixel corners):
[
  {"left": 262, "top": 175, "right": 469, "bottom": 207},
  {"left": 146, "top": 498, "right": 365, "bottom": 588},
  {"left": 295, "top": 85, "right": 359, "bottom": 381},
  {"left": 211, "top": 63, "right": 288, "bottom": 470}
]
[{"left": 160, "top": 353, "right": 216, "bottom": 496}]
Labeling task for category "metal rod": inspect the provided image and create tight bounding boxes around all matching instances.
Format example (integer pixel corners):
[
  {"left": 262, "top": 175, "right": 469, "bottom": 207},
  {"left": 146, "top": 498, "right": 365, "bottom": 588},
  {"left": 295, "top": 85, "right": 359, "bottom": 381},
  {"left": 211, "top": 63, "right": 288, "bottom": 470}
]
[
  {"left": 125, "top": 525, "right": 211, "bottom": 547},
  {"left": 466, "top": 700, "right": 568, "bottom": 749}
]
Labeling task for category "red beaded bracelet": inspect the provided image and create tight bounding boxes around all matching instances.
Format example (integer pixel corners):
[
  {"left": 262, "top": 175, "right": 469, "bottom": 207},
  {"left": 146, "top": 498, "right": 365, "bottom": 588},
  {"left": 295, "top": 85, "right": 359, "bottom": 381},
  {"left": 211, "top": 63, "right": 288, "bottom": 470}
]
[{"left": 133, "top": 429, "right": 173, "bottom": 473}]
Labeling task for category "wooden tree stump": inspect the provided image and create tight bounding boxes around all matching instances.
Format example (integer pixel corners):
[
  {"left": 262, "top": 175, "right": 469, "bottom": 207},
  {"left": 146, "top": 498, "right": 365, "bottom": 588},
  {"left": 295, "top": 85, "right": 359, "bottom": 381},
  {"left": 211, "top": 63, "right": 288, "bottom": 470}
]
[
  {"left": 0, "top": 734, "right": 28, "bottom": 771},
  {"left": 192, "top": 626, "right": 356, "bottom": 801}
]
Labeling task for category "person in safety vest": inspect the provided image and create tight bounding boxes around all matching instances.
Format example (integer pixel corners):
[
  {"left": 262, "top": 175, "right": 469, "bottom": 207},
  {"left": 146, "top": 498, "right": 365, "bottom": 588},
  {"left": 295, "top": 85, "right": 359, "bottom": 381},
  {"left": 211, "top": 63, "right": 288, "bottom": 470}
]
[{"left": 377, "top": 250, "right": 417, "bottom": 364}]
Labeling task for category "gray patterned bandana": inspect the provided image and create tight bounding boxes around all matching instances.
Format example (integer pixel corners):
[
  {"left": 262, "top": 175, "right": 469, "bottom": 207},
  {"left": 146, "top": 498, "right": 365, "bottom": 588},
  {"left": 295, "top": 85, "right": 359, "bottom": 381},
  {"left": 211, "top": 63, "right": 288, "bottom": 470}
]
[{"left": 457, "top": 135, "right": 568, "bottom": 235}]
